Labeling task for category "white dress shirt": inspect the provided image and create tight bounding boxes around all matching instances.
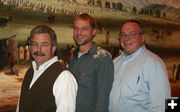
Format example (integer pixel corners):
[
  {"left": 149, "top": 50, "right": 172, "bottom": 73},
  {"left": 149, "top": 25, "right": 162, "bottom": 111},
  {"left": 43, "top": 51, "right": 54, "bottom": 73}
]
[{"left": 17, "top": 56, "right": 77, "bottom": 112}]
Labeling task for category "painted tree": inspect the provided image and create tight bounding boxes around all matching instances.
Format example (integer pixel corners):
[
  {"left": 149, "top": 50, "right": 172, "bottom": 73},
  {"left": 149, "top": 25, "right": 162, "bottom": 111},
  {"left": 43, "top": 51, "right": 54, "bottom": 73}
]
[
  {"left": 149, "top": 9, "right": 153, "bottom": 16},
  {"left": 145, "top": 9, "right": 149, "bottom": 15},
  {"left": 133, "top": 6, "right": 137, "bottom": 14},
  {"left": 89, "top": 0, "right": 95, "bottom": 6},
  {"left": 117, "top": 2, "right": 123, "bottom": 11},
  {"left": 73, "top": 0, "right": 76, "bottom": 3},
  {"left": 139, "top": 8, "right": 144, "bottom": 14},
  {"left": 112, "top": 2, "right": 116, "bottom": 10},
  {"left": 97, "top": 0, "right": 102, "bottom": 7},
  {"left": 105, "top": 1, "right": 110, "bottom": 8},
  {"left": 163, "top": 12, "right": 166, "bottom": 18},
  {"left": 155, "top": 10, "right": 161, "bottom": 18}
]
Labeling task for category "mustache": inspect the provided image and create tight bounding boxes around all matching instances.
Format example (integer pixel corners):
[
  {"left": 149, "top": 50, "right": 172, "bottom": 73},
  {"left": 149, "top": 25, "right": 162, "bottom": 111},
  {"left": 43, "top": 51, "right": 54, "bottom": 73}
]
[{"left": 33, "top": 51, "right": 45, "bottom": 56}]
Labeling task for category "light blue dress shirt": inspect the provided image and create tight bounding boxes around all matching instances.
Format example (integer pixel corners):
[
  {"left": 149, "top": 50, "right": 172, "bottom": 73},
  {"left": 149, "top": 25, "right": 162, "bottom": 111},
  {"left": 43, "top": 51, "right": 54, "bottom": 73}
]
[{"left": 109, "top": 45, "right": 171, "bottom": 112}]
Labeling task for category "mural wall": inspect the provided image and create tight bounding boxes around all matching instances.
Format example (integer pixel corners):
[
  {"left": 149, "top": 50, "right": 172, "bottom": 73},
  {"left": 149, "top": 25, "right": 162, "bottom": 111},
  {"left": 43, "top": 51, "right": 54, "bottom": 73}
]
[{"left": 0, "top": 0, "right": 180, "bottom": 111}]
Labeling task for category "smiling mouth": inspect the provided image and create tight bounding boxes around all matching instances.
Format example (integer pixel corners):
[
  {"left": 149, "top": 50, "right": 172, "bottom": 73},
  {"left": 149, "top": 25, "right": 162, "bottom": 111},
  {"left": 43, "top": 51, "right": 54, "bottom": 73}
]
[
  {"left": 76, "top": 36, "right": 84, "bottom": 39},
  {"left": 75, "top": 37, "right": 85, "bottom": 43},
  {"left": 35, "top": 55, "right": 44, "bottom": 57},
  {"left": 124, "top": 41, "right": 133, "bottom": 46}
]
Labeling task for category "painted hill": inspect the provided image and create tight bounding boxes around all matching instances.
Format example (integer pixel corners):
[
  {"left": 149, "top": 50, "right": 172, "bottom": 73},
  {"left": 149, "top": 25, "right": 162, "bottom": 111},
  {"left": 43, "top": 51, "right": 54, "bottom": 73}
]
[{"left": 142, "top": 4, "right": 180, "bottom": 19}]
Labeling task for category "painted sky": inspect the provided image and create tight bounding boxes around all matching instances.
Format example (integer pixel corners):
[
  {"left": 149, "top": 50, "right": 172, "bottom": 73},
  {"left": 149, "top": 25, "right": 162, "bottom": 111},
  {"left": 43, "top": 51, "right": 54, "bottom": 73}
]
[{"left": 117, "top": 0, "right": 180, "bottom": 8}]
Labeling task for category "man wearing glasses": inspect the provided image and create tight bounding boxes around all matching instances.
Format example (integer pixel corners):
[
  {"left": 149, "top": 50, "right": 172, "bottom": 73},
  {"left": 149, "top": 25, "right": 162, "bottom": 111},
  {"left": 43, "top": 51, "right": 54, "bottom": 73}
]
[
  {"left": 16, "top": 25, "right": 77, "bottom": 112},
  {"left": 109, "top": 20, "right": 170, "bottom": 112}
]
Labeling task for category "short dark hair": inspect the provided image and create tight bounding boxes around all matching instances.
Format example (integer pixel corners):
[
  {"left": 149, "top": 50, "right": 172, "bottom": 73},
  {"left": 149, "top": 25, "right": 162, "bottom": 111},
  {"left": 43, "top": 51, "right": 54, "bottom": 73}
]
[
  {"left": 29, "top": 25, "right": 57, "bottom": 46},
  {"left": 121, "top": 20, "right": 144, "bottom": 34},
  {"left": 74, "top": 13, "right": 96, "bottom": 29}
]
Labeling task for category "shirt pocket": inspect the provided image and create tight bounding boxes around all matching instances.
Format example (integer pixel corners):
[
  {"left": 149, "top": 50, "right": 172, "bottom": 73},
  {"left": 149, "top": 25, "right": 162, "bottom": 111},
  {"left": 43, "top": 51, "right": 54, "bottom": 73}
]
[
  {"left": 122, "top": 74, "right": 141, "bottom": 97},
  {"left": 122, "top": 73, "right": 149, "bottom": 102},
  {"left": 78, "top": 68, "right": 95, "bottom": 88}
]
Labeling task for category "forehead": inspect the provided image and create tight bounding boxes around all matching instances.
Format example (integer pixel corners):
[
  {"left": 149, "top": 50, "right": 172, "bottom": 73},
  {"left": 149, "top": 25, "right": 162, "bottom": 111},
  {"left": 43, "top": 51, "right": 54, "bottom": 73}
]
[
  {"left": 31, "top": 33, "right": 51, "bottom": 42},
  {"left": 121, "top": 22, "right": 140, "bottom": 33},
  {"left": 74, "top": 19, "right": 90, "bottom": 27}
]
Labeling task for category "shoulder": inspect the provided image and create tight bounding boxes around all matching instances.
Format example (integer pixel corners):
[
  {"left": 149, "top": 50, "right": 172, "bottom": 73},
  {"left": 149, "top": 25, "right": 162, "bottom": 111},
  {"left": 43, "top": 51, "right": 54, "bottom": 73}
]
[
  {"left": 53, "top": 70, "right": 77, "bottom": 96},
  {"left": 142, "top": 49, "right": 165, "bottom": 64},
  {"left": 60, "top": 70, "right": 75, "bottom": 80},
  {"left": 95, "top": 46, "right": 112, "bottom": 58},
  {"left": 26, "top": 66, "right": 33, "bottom": 74},
  {"left": 139, "top": 49, "right": 167, "bottom": 71},
  {"left": 60, "top": 70, "right": 75, "bottom": 78},
  {"left": 52, "top": 61, "right": 67, "bottom": 70},
  {"left": 113, "top": 55, "right": 122, "bottom": 64},
  {"left": 55, "top": 70, "right": 77, "bottom": 84}
]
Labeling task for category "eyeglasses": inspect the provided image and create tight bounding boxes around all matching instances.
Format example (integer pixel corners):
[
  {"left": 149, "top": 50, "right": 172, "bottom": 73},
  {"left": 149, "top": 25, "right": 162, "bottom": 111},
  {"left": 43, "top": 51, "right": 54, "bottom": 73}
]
[{"left": 119, "top": 31, "right": 142, "bottom": 39}]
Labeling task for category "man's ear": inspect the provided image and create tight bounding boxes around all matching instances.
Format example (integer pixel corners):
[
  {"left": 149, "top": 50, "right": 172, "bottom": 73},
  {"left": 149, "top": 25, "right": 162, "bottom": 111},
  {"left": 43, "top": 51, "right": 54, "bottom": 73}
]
[
  {"left": 52, "top": 46, "right": 57, "bottom": 54},
  {"left": 141, "top": 34, "right": 145, "bottom": 43},
  {"left": 93, "top": 29, "right": 96, "bottom": 37}
]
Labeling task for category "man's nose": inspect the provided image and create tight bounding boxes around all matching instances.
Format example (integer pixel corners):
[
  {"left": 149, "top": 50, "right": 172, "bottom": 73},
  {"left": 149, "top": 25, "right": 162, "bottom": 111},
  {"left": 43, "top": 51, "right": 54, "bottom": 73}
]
[
  {"left": 124, "top": 34, "right": 129, "bottom": 39},
  {"left": 77, "top": 29, "right": 82, "bottom": 34},
  {"left": 36, "top": 44, "right": 42, "bottom": 51}
]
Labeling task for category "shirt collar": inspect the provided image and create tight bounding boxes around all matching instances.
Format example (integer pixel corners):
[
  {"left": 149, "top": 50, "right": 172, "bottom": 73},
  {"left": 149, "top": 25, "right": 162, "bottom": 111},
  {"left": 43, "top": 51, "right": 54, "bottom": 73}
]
[
  {"left": 121, "top": 45, "right": 145, "bottom": 62},
  {"left": 74, "top": 42, "right": 97, "bottom": 57},
  {"left": 88, "top": 42, "right": 97, "bottom": 55},
  {"left": 32, "top": 56, "right": 58, "bottom": 71}
]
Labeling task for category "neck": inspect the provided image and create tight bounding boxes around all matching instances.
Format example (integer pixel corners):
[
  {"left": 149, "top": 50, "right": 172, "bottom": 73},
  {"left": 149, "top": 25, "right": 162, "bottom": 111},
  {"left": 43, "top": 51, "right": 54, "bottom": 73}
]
[
  {"left": 35, "top": 56, "right": 55, "bottom": 70},
  {"left": 79, "top": 42, "right": 93, "bottom": 53},
  {"left": 36, "top": 64, "right": 40, "bottom": 70}
]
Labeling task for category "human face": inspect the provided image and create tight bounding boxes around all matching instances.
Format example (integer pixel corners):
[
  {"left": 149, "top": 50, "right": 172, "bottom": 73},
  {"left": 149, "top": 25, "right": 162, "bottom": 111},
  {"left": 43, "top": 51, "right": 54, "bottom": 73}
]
[
  {"left": 73, "top": 19, "right": 96, "bottom": 47},
  {"left": 29, "top": 33, "right": 56, "bottom": 68},
  {"left": 120, "top": 22, "right": 145, "bottom": 56}
]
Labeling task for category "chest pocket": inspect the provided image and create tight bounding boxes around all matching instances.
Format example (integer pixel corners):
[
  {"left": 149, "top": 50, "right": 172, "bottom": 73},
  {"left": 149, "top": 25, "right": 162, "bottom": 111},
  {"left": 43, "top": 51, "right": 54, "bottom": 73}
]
[
  {"left": 78, "top": 66, "right": 96, "bottom": 88},
  {"left": 123, "top": 75, "right": 140, "bottom": 96},
  {"left": 122, "top": 73, "right": 149, "bottom": 101}
]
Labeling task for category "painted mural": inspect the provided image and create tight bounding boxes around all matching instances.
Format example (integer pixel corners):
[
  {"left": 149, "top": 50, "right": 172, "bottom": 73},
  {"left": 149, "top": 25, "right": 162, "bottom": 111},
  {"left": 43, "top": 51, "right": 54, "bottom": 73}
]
[{"left": 0, "top": 0, "right": 180, "bottom": 111}]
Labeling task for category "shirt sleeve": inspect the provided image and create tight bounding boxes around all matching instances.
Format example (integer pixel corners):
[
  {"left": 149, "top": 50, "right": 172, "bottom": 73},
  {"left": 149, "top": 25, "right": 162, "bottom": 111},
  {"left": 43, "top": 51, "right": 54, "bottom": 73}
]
[
  {"left": 95, "top": 56, "right": 114, "bottom": 112},
  {"left": 147, "top": 60, "right": 171, "bottom": 112},
  {"left": 53, "top": 70, "right": 77, "bottom": 112}
]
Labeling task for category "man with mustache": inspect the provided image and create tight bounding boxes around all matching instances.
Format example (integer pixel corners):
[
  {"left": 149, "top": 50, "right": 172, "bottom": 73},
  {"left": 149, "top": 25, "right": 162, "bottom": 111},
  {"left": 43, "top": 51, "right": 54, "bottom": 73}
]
[
  {"left": 69, "top": 13, "right": 114, "bottom": 112},
  {"left": 16, "top": 25, "right": 77, "bottom": 112},
  {"left": 109, "top": 20, "right": 171, "bottom": 112}
]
